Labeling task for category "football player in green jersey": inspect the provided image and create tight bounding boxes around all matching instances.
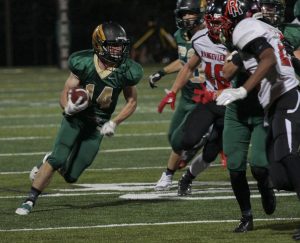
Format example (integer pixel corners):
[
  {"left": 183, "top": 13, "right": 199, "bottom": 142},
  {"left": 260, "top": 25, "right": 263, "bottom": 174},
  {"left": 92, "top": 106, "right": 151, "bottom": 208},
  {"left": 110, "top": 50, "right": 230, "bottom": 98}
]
[
  {"left": 152, "top": 0, "right": 207, "bottom": 191},
  {"left": 15, "top": 22, "right": 143, "bottom": 215}
]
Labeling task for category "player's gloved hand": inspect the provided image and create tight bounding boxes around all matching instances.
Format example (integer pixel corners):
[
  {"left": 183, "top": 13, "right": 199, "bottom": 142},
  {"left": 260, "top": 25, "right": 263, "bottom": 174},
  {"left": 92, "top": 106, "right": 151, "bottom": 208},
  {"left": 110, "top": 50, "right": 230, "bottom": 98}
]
[
  {"left": 100, "top": 120, "right": 117, "bottom": 137},
  {"left": 64, "top": 91, "right": 89, "bottom": 116},
  {"left": 158, "top": 89, "right": 176, "bottom": 113},
  {"left": 216, "top": 87, "right": 247, "bottom": 106},
  {"left": 282, "top": 38, "right": 295, "bottom": 56},
  {"left": 192, "top": 84, "right": 216, "bottom": 104},
  {"left": 149, "top": 70, "right": 166, "bottom": 88}
]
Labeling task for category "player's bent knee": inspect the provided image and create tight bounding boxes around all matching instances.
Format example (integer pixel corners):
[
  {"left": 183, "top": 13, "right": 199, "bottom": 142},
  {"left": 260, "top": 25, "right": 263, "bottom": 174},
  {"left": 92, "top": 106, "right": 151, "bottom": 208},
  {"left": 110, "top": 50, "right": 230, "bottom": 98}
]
[
  {"left": 229, "top": 170, "right": 246, "bottom": 184},
  {"left": 225, "top": 151, "right": 247, "bottom": 171},
  {"left": 250, "top": 166, "right": 268, "bottom": 182},
  {"left": 203, "top": 149, "right": 219, "bottom": 163},
  {"left": 63, "top": 175, "right": 77, "bottom": 183},
  {"left": 47, "top": 156, "right": 65, "bottom": 171}
]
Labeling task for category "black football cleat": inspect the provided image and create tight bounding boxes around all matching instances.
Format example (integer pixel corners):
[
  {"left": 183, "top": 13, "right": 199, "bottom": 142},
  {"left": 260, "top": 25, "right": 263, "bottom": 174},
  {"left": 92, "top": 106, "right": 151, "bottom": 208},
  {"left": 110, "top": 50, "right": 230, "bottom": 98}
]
[
  {"left": 177, "top": 173, "right": 192, "bottom": 196},
  {"left": 234, "top": 216, "right": 254, "bottom": 233},
  {"left": 258, "top": 182, "right": 276, "bottom": 215}
]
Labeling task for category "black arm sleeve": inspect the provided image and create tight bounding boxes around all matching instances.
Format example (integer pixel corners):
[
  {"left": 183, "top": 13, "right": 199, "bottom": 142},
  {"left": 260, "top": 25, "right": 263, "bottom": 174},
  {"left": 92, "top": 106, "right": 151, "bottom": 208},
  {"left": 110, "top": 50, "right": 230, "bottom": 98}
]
[
  {"left": 242, "top": 37, "right": 273, "bottom": 59},
  {"left": 291, "top": 57, "right": 300, "bottom": 77},
  {"left": 231, "top": 53, "right": 243, "bottom": 67}
]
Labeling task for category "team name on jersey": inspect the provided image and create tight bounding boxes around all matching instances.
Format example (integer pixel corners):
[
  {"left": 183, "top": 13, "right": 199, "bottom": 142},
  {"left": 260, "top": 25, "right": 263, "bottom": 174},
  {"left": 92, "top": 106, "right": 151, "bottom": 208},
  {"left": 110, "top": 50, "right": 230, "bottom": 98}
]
[{"left": 200, "top": 51, "right": 226, "bottom": 62}]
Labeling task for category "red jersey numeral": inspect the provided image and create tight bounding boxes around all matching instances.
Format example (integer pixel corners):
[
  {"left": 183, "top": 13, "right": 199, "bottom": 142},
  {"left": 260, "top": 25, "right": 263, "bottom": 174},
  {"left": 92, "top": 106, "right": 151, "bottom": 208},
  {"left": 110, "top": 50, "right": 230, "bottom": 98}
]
[
  {"left": 204, "top": 62, "right": 230, "bottom": 90},
  {"left": 278, "top": 42, "right": 292, "bottom": 67}
]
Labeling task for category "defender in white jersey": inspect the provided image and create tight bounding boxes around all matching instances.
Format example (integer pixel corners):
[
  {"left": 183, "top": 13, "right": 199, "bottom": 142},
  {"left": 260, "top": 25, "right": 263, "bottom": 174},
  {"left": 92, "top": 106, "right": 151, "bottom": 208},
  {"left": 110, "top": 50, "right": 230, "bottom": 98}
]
[
  {"left": 160, "top": 3, "right": 231, "bottom": 196},
  {"left": 218, "top": 0, "right": 300, "bottom": 239}
]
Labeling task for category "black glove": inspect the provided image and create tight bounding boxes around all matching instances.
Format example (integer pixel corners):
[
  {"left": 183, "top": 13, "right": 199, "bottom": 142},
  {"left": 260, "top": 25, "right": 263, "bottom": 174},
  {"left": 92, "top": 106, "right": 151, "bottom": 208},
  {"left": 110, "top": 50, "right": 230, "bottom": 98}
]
[
  {"left": 148, "top": 70, "right": 166, "bottom": 88},
  {"left": 282, "top": 38, "right": 295, "bottom": 56}
]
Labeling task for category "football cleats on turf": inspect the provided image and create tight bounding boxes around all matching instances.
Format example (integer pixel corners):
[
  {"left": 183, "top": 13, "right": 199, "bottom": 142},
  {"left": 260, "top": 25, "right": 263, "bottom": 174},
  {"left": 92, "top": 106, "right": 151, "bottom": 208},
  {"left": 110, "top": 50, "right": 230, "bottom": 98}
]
[
  {"left": 175, "top": 0, "right": 207, "bottom": 30},
  {"left": 260, "top": 0, "right": 285, "bottom": 27},
  {"left": 15, "top": 200, "right": 34, "bottom": 216},
  {"left": 154, "top": 172, "right": 173, "bottom": 191},
  {"left": 177, "top": 173, "right": 193, "bottom": 196},
  {"left": 92, "top": 22, "right": 130, "bottom": 66},
  {"left": 234, "top": 215, "right": 254, "bottom": 232}
]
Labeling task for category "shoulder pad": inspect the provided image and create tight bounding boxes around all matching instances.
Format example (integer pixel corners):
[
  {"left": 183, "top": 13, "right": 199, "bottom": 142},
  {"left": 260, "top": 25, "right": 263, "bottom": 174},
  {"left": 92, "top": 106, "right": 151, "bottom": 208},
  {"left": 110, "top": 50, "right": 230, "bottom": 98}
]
[
  {"left": 191, "top": 28, "right": 208, "bottom": 42},
  {"left": 122, "top": 59, "right": 144, "bottom": 86},
  {"left": 233, "top": 18, "right": 266, "bottom": 50},
  {"left": 68, "top": 50, "right": 93, "bottom": 76}
]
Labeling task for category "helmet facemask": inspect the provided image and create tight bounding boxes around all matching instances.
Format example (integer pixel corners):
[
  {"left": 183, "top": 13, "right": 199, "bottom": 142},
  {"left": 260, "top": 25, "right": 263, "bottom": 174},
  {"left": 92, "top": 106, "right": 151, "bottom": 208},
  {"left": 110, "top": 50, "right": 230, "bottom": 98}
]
[
  {"left": 98, "top": 38, "right": 129, "bottom": 66},
  {"left": 261, "top": 3, "right": 285, "bottom": 27},
  {"left": 176, "top": 10, "right": 202, "bottom": 30},
  {"left": 205, "top": 14, "right": 233, "bottom": 43}
]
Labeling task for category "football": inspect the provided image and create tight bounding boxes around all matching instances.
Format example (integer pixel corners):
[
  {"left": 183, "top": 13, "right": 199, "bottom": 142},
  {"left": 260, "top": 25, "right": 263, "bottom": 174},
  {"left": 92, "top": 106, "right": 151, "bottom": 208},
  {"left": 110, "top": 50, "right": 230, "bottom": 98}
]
[{"left": 69, "top": 87, "right": 89, "bottom": 104}]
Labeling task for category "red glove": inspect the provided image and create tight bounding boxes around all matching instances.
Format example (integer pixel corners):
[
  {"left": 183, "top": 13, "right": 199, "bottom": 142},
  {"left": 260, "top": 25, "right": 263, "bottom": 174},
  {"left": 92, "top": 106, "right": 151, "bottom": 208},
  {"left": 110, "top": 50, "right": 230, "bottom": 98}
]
[
  {"left": 158, "top": 89, "right": 176, "bottom": 113},
  {"left": 192, "top": 84, "right": 216, "bottom": 104}
]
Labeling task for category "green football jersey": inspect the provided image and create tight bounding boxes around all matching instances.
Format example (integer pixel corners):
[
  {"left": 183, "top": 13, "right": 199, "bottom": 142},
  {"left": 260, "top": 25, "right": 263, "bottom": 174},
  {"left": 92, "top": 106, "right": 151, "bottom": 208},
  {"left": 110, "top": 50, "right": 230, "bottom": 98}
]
[
  {"left": 174, "top": 29, "right": 202, "bottom": 103},
  {"left": 68, "top": 49, "right": 143, "bottom": 124},
  {"left": 281, "top": 23, "right": 300, "bottom": 50},
  {"left": 231, "top": 71, "right": 264, "bottom": 117}
]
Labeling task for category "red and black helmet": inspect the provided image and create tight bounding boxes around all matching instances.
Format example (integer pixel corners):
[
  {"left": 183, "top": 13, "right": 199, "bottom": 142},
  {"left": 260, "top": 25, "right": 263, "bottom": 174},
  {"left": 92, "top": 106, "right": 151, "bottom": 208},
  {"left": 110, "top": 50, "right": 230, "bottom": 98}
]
[
  {"left": 204, "top": 0, "right": 231, "bottom": 42},
  {"left": 224, "top": 0, "right": 262, "bottom": 25},
  {"left": 212, "top": 0, "right": 262, "bottom": 43}
]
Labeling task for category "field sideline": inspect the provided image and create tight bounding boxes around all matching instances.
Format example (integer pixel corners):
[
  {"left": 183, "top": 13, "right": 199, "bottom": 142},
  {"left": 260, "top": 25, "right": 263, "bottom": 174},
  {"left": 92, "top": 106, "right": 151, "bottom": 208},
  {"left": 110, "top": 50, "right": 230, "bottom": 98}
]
[{"left": 0, "top": 66, "right": 299, "bottom": 243}]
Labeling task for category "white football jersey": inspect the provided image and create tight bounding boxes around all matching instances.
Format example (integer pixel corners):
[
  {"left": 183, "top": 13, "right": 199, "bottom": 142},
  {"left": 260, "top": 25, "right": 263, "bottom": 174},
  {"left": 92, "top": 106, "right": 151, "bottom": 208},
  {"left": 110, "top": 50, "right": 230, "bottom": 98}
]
[
  {"left": 192, "top": 28, "right": 231, "bottom": 91},
  {"left": 233, "top": 18, "right": 299, "bottom": 110}
]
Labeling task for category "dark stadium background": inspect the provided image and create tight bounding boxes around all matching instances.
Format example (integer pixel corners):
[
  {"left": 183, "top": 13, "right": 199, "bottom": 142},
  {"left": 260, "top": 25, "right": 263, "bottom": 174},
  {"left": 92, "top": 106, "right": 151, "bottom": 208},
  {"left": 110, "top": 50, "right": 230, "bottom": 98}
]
[{"left": 0, "top": 0, "right": 297, "bottom": 67}]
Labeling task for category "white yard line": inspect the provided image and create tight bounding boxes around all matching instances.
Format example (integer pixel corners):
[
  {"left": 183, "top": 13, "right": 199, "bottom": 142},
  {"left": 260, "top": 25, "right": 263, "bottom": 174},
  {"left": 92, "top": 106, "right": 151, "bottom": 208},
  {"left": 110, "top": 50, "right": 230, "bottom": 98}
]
[
  {"left": 0, "top": 132, "right": 166, "bottom": 141},
  {"left": 0, "top": 136, "right": 52, "bottom": 141},
  {"left": 0, "top": 164, "right": 222, "bottom": 175},
  {"left": 0, "top": 110, "right": 171, "bottom": 119},
  {"left": 0, "top": 147, "right": 171, "bottom": 157},
  {"left": 0, "top": 120, "right": 170, "bottom": 129},
  {"left": 1, "top": 218, "right": 299, "bottom": 232}
]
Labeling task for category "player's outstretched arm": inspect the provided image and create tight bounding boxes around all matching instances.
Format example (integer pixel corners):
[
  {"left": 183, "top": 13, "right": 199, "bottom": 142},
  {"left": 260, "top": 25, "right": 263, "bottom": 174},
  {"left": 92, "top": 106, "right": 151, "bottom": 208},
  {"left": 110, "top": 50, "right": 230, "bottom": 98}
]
[
  {"left": 113, "top": 85, "right": 138, "bottom": 125},
  {"left": 171, "top": 54, "right": 201, "bottom": 94},
  {"left": 148, "top": 59, "right": 183, "bottom": 88},
  {"left": 100, "top": 86, "right": 137, "bottom": 137}
]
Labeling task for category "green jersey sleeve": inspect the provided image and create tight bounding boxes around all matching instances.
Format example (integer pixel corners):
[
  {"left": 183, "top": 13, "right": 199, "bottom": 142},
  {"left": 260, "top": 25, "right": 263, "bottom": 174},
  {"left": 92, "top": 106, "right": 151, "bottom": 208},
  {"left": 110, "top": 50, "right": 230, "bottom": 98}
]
[
  {"left": 68, "top": 50, "right": 94, "bottom": 79},
  {"left": 120, "top": 59, "right": 144, "bottom": 86},
  {"left": 282, "top": 24, "right": 300, "bottom": 50}
]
